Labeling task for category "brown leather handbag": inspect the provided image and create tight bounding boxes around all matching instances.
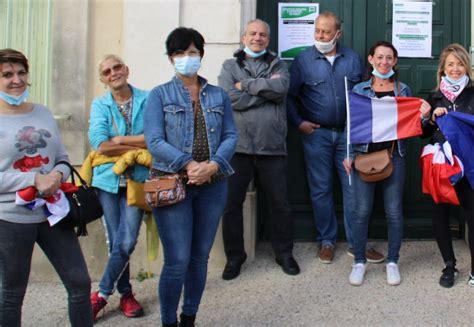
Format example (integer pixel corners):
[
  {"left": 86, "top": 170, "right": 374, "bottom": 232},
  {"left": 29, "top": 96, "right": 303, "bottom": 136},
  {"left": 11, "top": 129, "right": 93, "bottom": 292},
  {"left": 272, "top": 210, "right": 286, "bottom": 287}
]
[
  {"left": 144, "top": 174, "right": 186, "bottom": 207},
  {"left": 354, "top": 142, "right": 395, "bottom": 182}
]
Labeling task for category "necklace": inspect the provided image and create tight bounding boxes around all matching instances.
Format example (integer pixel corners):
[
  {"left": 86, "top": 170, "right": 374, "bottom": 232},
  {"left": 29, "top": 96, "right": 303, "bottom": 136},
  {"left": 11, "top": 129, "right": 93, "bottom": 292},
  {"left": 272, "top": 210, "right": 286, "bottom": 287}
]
[
  {"left": 116, "top": 98, "right": 132, "bottom": 111},
  {"left": 374, "top": 77, "right": 390, "bottom": 87}
]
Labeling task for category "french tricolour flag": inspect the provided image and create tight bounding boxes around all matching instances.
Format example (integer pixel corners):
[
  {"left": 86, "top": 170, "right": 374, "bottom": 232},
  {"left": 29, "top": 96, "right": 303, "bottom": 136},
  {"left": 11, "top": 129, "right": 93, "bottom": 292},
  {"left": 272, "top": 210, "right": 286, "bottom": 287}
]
[{"left": 348, "top": 92, "right": 423, "bottom": 144}]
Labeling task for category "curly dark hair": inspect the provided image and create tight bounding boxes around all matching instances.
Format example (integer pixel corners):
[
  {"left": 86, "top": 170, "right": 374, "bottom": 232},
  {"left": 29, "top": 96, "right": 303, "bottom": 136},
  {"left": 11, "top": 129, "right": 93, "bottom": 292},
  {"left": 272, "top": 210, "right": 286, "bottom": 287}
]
[{"left": 362, "top": 41, "right": 398, "bottom": 82}]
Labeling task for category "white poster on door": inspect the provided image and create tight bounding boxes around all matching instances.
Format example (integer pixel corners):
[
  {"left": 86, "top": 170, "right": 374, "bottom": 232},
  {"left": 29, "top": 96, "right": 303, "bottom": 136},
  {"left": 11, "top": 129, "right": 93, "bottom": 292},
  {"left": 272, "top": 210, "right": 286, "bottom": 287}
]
[
  {"left": 278, "top": 3, "right": 319, "bottom": 60},
  {"left": 392, "top": 1, "right": 432, "bottom": 58}
]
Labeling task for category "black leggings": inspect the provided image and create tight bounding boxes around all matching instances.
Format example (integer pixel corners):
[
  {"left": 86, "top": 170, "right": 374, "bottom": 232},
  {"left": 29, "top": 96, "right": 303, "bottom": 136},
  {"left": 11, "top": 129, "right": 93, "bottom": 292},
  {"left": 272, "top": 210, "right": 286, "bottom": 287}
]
[
  {"left": 432, "top": 178, "right": 474, "bottom": 273},
  {"left": 0, "top": 220, "right": 93, "bottom": 327}
]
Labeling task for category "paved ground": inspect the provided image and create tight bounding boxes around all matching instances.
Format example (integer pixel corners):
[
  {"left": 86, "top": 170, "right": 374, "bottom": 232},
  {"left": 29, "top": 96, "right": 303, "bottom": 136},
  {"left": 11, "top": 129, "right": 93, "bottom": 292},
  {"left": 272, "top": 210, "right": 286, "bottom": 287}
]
[{"left": 23, "top": 240, "right": 474, "bottom": 326}]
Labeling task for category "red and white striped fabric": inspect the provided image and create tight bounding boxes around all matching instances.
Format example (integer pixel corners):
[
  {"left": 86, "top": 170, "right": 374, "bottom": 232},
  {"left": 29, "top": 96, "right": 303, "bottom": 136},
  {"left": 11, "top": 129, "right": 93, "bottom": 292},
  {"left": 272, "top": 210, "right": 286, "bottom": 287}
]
[
  {"left": 15, "top": 183, "right": 77, "bottom": 226},
  {"left": 420, "top": 142, "right": 464, "bottom": 205}
]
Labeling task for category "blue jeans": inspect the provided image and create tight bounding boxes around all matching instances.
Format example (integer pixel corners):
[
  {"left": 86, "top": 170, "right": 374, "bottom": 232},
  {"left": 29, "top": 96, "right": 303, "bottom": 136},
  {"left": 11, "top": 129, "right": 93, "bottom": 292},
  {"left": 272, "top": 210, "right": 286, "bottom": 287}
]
[
  {"left": 153, "top": 180, "right": 227, "bottom": 325},
  {"left": 0, "top": 220, "right": 92, "bottom": 327},
  {"left": 352, "top": 153, "right": 405, "bottom": 264},
  {"left": 302, "top": 128, "right": 354, "bottom": 247},
  {"left": 97, "top": 188, "right": 144, "bottom": 296}
]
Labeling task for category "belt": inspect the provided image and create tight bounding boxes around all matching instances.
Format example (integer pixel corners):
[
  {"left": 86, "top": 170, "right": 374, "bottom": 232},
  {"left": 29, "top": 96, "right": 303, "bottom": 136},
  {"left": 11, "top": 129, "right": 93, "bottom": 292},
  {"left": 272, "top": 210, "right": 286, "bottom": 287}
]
[{"left": 318, "top": 124, "right": 345, "bottom": 132}]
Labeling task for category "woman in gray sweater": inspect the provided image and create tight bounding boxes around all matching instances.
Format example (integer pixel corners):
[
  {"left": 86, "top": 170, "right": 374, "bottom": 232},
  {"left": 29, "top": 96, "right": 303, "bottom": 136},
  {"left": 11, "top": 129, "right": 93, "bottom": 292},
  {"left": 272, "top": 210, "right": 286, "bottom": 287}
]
[{"left": 0, "top": 49, "right": 93, "bottom": 327}]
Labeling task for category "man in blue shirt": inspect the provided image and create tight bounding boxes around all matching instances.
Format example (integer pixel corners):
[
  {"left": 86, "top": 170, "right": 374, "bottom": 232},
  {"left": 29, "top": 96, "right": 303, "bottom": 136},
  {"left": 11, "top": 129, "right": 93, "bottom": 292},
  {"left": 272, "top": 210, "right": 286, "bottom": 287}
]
[{"left": 287, "top": 11, "right": 384, "bottom": 263}]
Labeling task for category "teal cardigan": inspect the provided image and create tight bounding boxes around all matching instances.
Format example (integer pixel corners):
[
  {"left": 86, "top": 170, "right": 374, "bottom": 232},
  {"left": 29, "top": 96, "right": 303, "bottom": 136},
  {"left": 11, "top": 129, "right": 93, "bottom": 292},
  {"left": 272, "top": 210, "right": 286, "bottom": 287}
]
[{"left": 88, "top": 85, "right": 149, "bottom": 193}]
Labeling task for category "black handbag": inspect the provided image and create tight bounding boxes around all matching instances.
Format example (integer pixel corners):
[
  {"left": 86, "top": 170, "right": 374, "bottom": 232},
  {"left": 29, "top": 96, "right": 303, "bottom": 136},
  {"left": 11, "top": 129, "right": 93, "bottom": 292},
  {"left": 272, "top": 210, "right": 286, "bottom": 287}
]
[{"left": 56, "top": 161, "right": 103, "bottom": 236}]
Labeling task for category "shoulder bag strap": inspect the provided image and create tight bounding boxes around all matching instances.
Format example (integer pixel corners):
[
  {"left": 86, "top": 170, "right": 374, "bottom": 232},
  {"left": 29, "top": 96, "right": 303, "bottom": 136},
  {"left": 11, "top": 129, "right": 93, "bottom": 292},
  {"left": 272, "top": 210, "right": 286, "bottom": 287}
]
[
  {"left": 56, "top": 160, "right": 89, "bottom": 187},
  {"left": 389, "top": 141, "right": 396, "bottom": 157},
  {"left": 110, "top": 109, "right": 121, "bottom": 136}
]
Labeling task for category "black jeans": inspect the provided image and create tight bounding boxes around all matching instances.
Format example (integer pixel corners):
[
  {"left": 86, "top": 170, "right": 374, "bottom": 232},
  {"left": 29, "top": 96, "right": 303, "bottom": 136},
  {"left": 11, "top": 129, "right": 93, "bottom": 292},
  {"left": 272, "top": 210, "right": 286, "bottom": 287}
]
[
  {"left": 222, "top": 154, "right": 294, "bottom": 261},
  {"left": 432, "top": 178, "right": 474, "bottom": 272},
  {"left": 0, "top": 220, "right": 93, "bottom": 327}
]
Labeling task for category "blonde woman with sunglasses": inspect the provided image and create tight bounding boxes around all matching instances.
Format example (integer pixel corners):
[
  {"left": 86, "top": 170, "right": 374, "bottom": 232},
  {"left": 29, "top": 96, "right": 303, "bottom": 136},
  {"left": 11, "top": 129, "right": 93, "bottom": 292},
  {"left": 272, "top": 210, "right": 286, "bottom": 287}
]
[{"left": 88, "top": 55, "right": 149, "bottom": 321}]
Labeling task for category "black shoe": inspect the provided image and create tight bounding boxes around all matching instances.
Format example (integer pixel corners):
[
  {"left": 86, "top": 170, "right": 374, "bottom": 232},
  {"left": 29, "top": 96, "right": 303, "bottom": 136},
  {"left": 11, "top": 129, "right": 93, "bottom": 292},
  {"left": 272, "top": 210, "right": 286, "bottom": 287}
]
[
  {"left": 222, "top": 255, "right": 247, "bottom": 280},
  {"left": 276, "top": 256, "right": 300, "bottom": 276},
  {"left": 179, "top": 313, "right": 196, "bottom": 327},
  {"left": 439, "top": 265, "right": 458, "bottom": 288}
]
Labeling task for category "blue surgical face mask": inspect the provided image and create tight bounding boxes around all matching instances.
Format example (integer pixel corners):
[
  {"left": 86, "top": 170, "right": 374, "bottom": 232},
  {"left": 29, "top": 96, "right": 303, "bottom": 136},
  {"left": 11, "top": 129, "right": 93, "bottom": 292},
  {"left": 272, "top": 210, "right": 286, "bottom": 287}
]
[
  {"left": 0, "top": 89, "right": 29, "bottom": 106},
  {"left": 243, "top": 46, "right": 266, "bottom": 58},
  {"left": 443, "top": 74, "right": 467, "bottom": 85},
  {"left": 174, "top": 56, "right": 201, "bottom": 77},
  {"left": 372, "top": 68, "right": 395, "bottom": 80}
]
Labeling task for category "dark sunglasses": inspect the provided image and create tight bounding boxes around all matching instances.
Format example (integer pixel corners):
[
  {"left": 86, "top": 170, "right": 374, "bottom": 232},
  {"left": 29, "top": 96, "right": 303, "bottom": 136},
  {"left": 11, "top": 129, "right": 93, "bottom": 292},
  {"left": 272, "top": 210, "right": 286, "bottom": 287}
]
[{"left": 101, "top": 63, "right": 124, "bottom": 77}]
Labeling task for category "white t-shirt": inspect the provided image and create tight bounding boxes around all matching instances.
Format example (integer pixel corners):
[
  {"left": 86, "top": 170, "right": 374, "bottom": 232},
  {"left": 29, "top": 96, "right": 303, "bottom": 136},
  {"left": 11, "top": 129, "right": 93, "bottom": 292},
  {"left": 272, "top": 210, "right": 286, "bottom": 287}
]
[{"left": 326, "top": 55, "right": 336, "bottom": 65}]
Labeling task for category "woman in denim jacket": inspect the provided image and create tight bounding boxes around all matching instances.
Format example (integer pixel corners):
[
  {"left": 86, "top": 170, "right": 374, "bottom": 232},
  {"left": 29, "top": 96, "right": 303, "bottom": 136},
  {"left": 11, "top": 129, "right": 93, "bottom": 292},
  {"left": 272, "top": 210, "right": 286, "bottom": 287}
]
[
  {"left": 343, "top": 41, "right": 430, "bottom": 287},
  {"left": 88, "top": 55, "right": 149, "bottom": 321},
  {"left": 144, "top": 28, "right": 238, "bottom": 327}
]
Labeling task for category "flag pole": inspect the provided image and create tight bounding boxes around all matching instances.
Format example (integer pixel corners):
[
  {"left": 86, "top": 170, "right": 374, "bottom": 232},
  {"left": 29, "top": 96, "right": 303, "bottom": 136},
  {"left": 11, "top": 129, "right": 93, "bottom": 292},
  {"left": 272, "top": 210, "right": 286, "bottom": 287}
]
[{"left": 344, "top": 76, "right": 352, "bottom": 186}]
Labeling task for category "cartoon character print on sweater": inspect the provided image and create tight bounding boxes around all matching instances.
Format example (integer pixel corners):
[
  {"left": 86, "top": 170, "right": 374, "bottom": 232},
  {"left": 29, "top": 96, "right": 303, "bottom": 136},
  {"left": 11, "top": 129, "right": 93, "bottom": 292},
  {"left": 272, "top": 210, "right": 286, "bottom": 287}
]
[
  {"left": 13, "top": 126, "right": 51, "bottom": 172},
  {"left": 15, "top": 126, "right": 51, "bottom": 154}
]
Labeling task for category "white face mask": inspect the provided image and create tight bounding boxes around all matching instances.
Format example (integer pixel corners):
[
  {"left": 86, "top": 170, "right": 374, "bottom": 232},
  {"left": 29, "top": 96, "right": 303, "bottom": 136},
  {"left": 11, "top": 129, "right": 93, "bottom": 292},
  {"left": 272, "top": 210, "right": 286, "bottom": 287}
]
[{"left": 314, "top": 32, "right": 339, "bottom": 54}]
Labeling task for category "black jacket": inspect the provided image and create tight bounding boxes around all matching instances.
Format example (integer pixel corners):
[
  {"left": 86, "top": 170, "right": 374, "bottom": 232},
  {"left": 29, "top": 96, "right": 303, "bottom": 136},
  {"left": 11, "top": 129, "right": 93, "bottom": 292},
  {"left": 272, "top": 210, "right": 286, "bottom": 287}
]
[{"left": 422, "top": 81, "right": 474, "bottom": 144}]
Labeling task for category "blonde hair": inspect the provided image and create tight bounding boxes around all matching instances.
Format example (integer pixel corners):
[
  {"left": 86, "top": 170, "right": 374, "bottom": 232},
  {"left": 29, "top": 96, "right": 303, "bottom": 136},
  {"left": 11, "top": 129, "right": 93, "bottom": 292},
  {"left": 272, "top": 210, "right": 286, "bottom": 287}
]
[
  {"left": 436, "top": 43, "right": 472, "bottom": 90},
  {"left": 97, "top": 54, "right": 125, "bottom": 76}
]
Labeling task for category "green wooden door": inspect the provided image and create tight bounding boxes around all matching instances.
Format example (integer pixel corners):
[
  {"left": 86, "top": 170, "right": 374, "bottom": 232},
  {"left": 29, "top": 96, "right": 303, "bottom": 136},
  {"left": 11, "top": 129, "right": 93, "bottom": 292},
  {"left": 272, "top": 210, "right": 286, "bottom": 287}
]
[{"left": 256, "top": 0, "right": 470, "bottom": 241}]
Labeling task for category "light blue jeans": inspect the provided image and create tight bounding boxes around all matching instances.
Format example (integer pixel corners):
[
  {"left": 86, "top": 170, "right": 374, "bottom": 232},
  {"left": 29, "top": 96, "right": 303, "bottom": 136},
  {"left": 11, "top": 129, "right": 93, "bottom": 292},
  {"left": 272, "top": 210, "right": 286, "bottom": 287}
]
[
  {"left": 352, "top": 153, "right": 405, "bottom": 264},
  {"left": 302, "top": 128, "right": 355, "bottom": 247},
  {"left": 153, "top": 180, "right": 227, "bottom": 324},
  {"left": 97, "top": 188, "right": 144, "bottom": 296}
]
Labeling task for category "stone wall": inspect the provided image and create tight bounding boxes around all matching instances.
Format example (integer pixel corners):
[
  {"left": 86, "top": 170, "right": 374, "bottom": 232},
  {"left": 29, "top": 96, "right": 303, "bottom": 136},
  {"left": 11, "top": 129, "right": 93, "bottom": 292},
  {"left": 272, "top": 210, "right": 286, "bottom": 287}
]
[{"left": 30, "top": 0, "right": 257, "bottom": 282}]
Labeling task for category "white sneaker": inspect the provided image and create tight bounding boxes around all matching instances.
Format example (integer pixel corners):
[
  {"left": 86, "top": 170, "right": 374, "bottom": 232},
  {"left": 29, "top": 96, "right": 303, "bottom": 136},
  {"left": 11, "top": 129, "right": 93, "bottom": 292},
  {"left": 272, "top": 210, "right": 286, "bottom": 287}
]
[
  {"left": 386, "top": 262, "right": 401, "bottom": 286},
  {"left": 468, "top": 274, "right": 474, "bottom": 287},
  {"left": 349, "top": 263, "right": 366, "bottom": 286}
]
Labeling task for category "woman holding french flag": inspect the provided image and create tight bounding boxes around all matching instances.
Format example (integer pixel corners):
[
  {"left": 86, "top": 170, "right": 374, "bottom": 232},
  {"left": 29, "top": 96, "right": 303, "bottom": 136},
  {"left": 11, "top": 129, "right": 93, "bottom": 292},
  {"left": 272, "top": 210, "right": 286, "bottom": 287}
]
[
  {"left": 421, "top": 44, "right": 474, "bottom": 289},
  {"left": 343, "top": 41, "right": 431, "bottom": 286}
]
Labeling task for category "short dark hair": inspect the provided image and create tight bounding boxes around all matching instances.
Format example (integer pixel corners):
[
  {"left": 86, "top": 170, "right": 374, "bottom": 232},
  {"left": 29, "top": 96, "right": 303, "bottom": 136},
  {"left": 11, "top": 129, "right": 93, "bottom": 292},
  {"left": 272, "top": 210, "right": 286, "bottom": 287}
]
[
  {"left": 0, "top": 48, "right": 29, "bottom": 73},
  {"left": 165, "top": 27, "right": 205, "bottom": 57}
]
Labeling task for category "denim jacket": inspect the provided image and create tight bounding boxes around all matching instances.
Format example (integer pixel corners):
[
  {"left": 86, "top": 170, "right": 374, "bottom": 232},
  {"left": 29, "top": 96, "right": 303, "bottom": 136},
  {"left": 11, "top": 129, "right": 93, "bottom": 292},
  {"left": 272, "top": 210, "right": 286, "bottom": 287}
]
[
  {"left": 144, "top": 76, "right": 238, "bottom": 176},
  {"left": 88, "top": 85, "right": 150, "bottom": 193},
  {"left": 351, "top": 79, "right": 412, "bottom": 157},
  {"left": 287, "top": 45, "right": 364, "bottom": 128}
]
